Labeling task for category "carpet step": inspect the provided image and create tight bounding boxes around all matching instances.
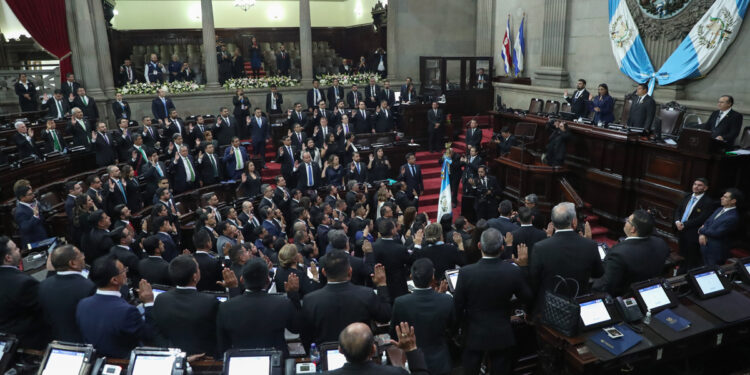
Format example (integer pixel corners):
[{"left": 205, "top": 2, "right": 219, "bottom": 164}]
[{"left": 590, "top": 226, "right": 608, "bottom": 236}]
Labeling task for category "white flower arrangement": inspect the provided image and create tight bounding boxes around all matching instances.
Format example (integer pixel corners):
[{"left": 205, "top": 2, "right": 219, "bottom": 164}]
[
  {"left": 316, "top": 73, "right": 380, "bottom": 86},
  {"left": 117, "top": 81, "right": 205, "bottom": 95},
  {"left": 223, "top": 76, "right": 300, "bottom": 90}
]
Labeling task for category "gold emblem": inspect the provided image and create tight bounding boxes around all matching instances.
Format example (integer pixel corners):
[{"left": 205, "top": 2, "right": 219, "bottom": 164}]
[
  {"left": 610, "top": 15, "right": 635, "bottom": 48},
  {"left": 696, "top": 8, "right": 736, "bottom": 49}
]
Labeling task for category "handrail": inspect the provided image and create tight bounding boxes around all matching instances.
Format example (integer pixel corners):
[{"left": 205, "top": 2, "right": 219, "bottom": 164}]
[{"left": 558, "top": 177, "right": 584, "bottom": 209}]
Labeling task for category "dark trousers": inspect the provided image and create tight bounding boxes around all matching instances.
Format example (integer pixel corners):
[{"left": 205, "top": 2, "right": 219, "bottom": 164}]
[
  {"left": 428, "top": 126, "right": 443, "bottom": 152},
  {"left": 678, "top": 231, "right": 702, "bottom": 273},
  {"left": 463, "top": 348, "right": 511, "bottom": 375},
  {"left": 252, "top": 140, "right": 266, "bottom": 167}
]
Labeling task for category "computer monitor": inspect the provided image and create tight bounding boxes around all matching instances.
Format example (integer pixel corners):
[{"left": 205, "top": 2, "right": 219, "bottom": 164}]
[
  {"left": 737, "top": 257, "right": 750, "bottom": 284},
  {"left": 445, "top": 269, "right": 459, "bottom": 293},
  {"left": 0, "top": 334, "right": 18, "bottom": 375},
  {"left": 203, "top": 291, "right": 229, "bottom": 303},
  {"left": 632, "top": 279, "right": 678, "bottom": 313},
  {"left": 150, "top": 285, "right": 173, "bottom": 301},
  {"left": 393, "top": 92, "right": 401, "bottom": 103},
  {"left": 319, "top": 342, "right": 346, "bottom": 371},
  {"left": 127, "top": 348, "right": 186, "bottom": 375},
  {"left": 222, "top": 349, "right": 281, "bottom": 375},
  {"left": 37, "top": 341, "right": 96, "bottom": 375},
  {"left": 578, "top": 297, "right": 615, "bottom": 329},
  {"left": 687, "top": 268, "right": 729, "bottom": 299}
]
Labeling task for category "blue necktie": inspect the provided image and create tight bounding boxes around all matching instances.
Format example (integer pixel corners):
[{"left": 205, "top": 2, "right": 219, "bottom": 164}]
[
  {"left": 162, "top": 98, "right": 167, "bottom": 117},
  {"left": 121, "top": 102, "right": 127, "bottom": 118},
  {"left": 116, "top": 180, "right": 128, "bottom": 203},
  {"left": 155, "top": 164, "right": 164, "bottom": 177},
  {"left": 410, "top": 165, "right": 416, "bottom": 176},
  {"left": 681, "top": 196, "right": 696, "bottom": 222},
  {"left": 307, "top": 163, "right": 313, "bottom": 186}
]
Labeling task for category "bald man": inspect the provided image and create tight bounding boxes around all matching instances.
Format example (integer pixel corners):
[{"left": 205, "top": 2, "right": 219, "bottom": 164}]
[{"left": 324, "top": 322, "right": 429, "bottom": 374}]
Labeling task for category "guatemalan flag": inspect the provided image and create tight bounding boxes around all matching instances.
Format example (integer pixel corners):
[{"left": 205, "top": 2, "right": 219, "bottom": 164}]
[
  {"left": 436, "top": 156, "right": 452, "bottom": 223},
  {"left": 513, "top": 15, "right": 525, "bottom": 76},
  {"left": 608, "top": 0, "right": 656, "bottom": 92},
  {"left": 501, "top": 17, "right": 513, "bottom": 75}
]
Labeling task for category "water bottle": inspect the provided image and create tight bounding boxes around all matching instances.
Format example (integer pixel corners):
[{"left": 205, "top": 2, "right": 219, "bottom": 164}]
[
  {"left": 310, "top": 343, "right": 320, "bottom": 370},
  {"left": 643, "top": 310, "right": 652, "bottom": 325}
]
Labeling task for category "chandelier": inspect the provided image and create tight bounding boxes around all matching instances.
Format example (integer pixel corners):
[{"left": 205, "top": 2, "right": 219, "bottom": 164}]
[{"left": 234, "top": 0, "right": 256, "bottom": 12}]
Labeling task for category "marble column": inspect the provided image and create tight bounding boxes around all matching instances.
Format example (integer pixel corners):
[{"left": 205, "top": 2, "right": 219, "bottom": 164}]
[
  {"left": 90, "top": 0, "right": 115, "bottom": 97},
  {"left": 201, "top": 0, "right": 220, "bottom": 88},
  {"left": 475, "top": 0, "right": 493, "bottom": 56},
  {"left": 386, "top": 1, "right": 397, "bottom": 81},
  {"left": 67, "top": 0, "right": 103, "bottom": 97},
  {"left": 299, "top": 0, "right": 314, "bottom": 85},
  {"left": 534, "top": 0, "right": 569, "bottom": 88}
]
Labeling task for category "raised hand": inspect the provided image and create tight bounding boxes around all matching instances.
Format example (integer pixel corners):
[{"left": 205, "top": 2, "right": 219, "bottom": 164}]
[
  {"left": 174, "top": 153, "right": 180, "bottom": 163},
  {"left": 362, "top": 240, "right": 373, "bottom": 254},
  {"left": 28, "top": 128, "right": 34, "bottom": 137},
  {"left": 512, "top": 243, "right": 529, "bottom": 266},
  {"left": 284, "top": 272, "right": 300, "bottom": 292},
  {"left": 413, "top": 229, "right": 424, "bottom": 246},
  {"left": 309, "top": 261, "right": 319, "bottom": 279},
  {"left": 241, "top": 173, "right": 247, "bottom": 182},
  {"left": 369, "top": 154, "right": 375, "bottom": 162},
  {"left": 217, "top": 268, "right": 239, "bottom": 288},
  {"left": 137, "top": 279, "right": 154, "bottom": 303},
  {"left": 230, "top": 147, "right": 234, "bottom": 155},
  {"left": 505, "top": 232, "right": 514, "bottom": 246},
  {"left": 389, "top": 322, "right": 417, "bottom": 352},
  {"left": 589, "top": 93, "right": 594, "bottom": 101},
  {"left": 91, "top": 131, "right": 97, "bottom": 140},
  {"left": 287, "top": 129, "right": 293, "bottom": 137},
  {"left": 371, "top": 263, "right": 387, "bottom": 286},
  {"left": 564, "top": 89, "right": 569, "bottom": 97}
]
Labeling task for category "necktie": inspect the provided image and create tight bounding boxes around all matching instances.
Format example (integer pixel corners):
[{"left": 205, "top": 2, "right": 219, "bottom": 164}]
[
  {"left": 410, "top": 165, "right": 415, "bottom": 176},
  {"left": 235, "top": 147, "right": 243, "bottom": 170},
  {"left": 575, "top": 90, "right": 581, "bottom": 99},
  {"left": 356, "top": 163, "right": 360, "bottom": 174},
  {"left": 385, "top": 89, "right": 389, "bottom": 98},
  {"left": 335, "top": 87, "right": 339, "bottom": 98},
  {"left": 470, "top": 156, "right": 475, "bottom": 163},
  {"left": 127, "top": 67, "right": 132, "bottom": 81},
  {"left": 186, "top": 158, "right": 195, "bottom": 182},
  {"left": 286, "top": 146, "right": 292, "bottom": 161},
  {"left": 224, "top": 117, "right": 230, "bottom": 126},
  {"left": 56, "top": 100, "right": 63, "bottom": 118},
  {"left": 322, "top": 126, "right": 327, "bottom": 137},
  {"left": 307, "top": 163, "right": 313, "bottom": 186},
  {"left": 297, "top": 111, "right": 301, "bottom": 120},
  {"left": 717, "top": 112, "right": 726, "bottom": 127},
  {"left": 256, "top": 117, "right": 262, "bottom": 128},
  {"left": 315, "top": 89, "right": 320, "bottom": 104},
  {"left": 209, "top": 154, "right": 218, "bottom": 177},
  {"left": 155, "top": 163, "right": 164, "bottom": 177},
  {"left": 83, "top": 97, "right": 88, "bottom": 106},
  {"left": 51, "top": 131, "right": 61, "bottom": 151},
  {"left": 483, "top": 178, "right": 487, "bottom": 188},
  {"left": 297, "top": 133, "right": 301, "bottom": 143},
  {"left": 371, "top": 86, "right": 375, "bottom": 97},
  {"left": 471, "top": 128, "right": 475, "bottom": 137},
  {"left": 384, "top": 109, "right": 388, "bottom": 118},
  {"left": 272, "top": 94, "right": 276, "bottom": 109},
  {"left": 102, "top": 133, "right": 109, "bottom": 144},
  {"left": 715, "top": 208, "right": 727, "bottom": 219},
  {"left": 638, "top": 96, "right": 644, "bottom": 105},
  {"left": 354, "top": 93, "right": 358, "bottom": 105},
  {"left": 137, "top": 146, "right": 147, "bottom": 161},
  {"left": 681, "top": 196, "right": 697, "bottom": 222},
  {"left": 162, "top": 98, "right": 167, "bottom": 117},
  {"left": 116, "top": 180, "right": 127, "bottom": 203},
  {"left": 120, "top": 102, "right": 127, "bottom": 118},
  {"left": 321, "top": 110, "right": 326, "bottom": 118},
  {"left": 344, "top": 124, "right": 349, "bottom": 135},
  {"left": 69, "top": 82, "right": 73, "bottom": 91}
]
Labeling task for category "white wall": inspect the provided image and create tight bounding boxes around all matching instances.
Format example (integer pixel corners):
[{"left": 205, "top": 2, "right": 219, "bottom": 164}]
[{"left": 0, "top": 0, "right": 30, "bottom": 39}]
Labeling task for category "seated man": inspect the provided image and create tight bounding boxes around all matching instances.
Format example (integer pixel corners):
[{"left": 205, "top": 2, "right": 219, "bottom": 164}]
[
  {"left": 76, "top": 255, "right": 156, "bottom": 358},
  {"left": 324, "top": 322, "right": 429, "bottom": 375},
  {"left": 12, "top": 121, "right": 37, "bottom": 158}
]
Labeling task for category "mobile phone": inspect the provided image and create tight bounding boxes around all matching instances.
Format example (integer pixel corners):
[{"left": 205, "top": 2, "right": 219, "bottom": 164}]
[{"left": 603, "top": 326, "right": 624, "bottom": 339}]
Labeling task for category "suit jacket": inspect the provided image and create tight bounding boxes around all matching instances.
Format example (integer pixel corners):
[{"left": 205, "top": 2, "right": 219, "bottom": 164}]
[
  {"left": 323, "top": 350, "right": 428, "bottom": 375},
  {"left": 168, "top": 155, "right": 198, "bottom": 194},
  {"left": 110, "top": 244, "right": 143, "bottom": 282},
  {"left": 296, "top": 162, "right": 322, "bottom": 190},
  {"left": 465, "top": 128, "right": 484, "bottom": 149},
  {"left": 373, "top": 238, "right": 412, "bottom": 300},
  {"left": 38, "top": 273, "right": 96, "bottom": 342},
  {"left": 307, "top": 88, "right": 326, "bottom": 109},
  {"left": 92, "top": 132, "right": 117, "bottom": 166},
  {"left": 84, "top": 227, "right": 114, "bottom": 264},
  {"left": 462, "top": 155, "right": 483, "bottom": 178},
  {"left": 232, "top": 95, "right": 251, "bottom": 120},
  {"left": 153, "top": 288, "right": 220, "bottom": 355},
  {"left": 41, "top": 98, "right": 70, "bottom": 119},
  {"left": 67, "top": 119, "right": 91, "bottom": 147},
  {"left": 545, "top": 130, "right": 570, "bottom": 166},
  {"left": 414, "top": 243, "right": 465, "bottom": 280},
  {"left": 194, "top": 252, "right": 224, "bottom": 291},
  {"left": 699, "top": 207, "right": 740, "bottom": 263},
  {"left": 217, "top": 291, "right": 300, "bottom": 354},
  {"left": 486, "top": 216, "right": 520, "bottom": 237},
  {"left": 15, "top": 81, "right": 37, "bottom": 110},
  {"left": 703, "top": 109, "right": 743, "bottom": 145},
  {"left": 565, "top": 89, "right": 590, "bottom": 117},
  {"left": 399, "top": 163, "right": 424, "bottom": 196},
  {"left": 11, "top": 132, "right": 36, "bottom": 158},
  {"left": 119, "top": 65, "right": 137, "bottom": 85},
  {"left": 42, "top": 129, "right": 67, "bottom": 154},
  {"left": 140, "top": 126, "right": 159, "bottom": 150},
  {"left": 61, "top": 81, "right": 81, "bottom": 100},
  {"left": 593, "top": 237, "right": 669, "bottom": 297},
  {"left": 265, "top": 92, "right": 284, "bottom": 114},
  {"left": 14, "top": 203, "right": 48, "bottom": 248},
  {"left": 327, "top": 86, "right": 345, "bottom": 105},
  {"left": 351, "top": 109, "right": 371, "bottom": 134},
  {"left": 394, "top": 191, "right": 418, "bottom": 211},
  {"left": 427, "top": 108, "right": 444, "bottom": 131},
  {"left": 290, "top": 131, "right": 307, "bottom": 150},
  {"left": 346, "top": 91, "right": 363, "bottom": 109},
  {"left": 378, "top": 89, "right": 396, "bottom": 107},
  {"left": 364, "top": 85, "right": 381, "bottom": 107},
  {"left": 286, "top": 111, "right": 309, "bottom": 130},
  {"left": 673, "top": 193, "right": 716, "bottom": 246},
  {"left": 112, "top": 100, "right": 132, "bottom": 120},
  {"left": 157, "top": 232, "right": 179, "bottom": 262},
  {"left": 222, "top": 146, "right": 248, "bottom": 180},
  {"left": 151, "top": 97, "right": 175, "bottom": 121},
  {"left": 301, "top": 282, "right": 391, "bottom": 347},
  {"left": 165, "top": 117, "right": 186, "bottom": 142},
  {"left": 0, "top": 267, "right": 45, "bottom": 348},
  {"left": 197, "top": 153, "right": 223, "bottom": 186},
  {"left": 391, "top": 289, "right": 455, "bottom": 375},
  {"left": 76, "top": 293, "right": 155, "bottom": 358},
  {"left": 214, "top": 115, "right": 239, "bottom": 146},
  {"left": 139, "top": 256, "right": 172, "bottom": 286},
  {"left": 627, "top": 95, "right": 656, "bottom": 128},
  {"left": 529, "top": 231, "right": 604, "bottom": 311},
  {"left": 113, "top": 129, "right": 134, "bottom": 162},
  {"left": 347, "top": 162, "right": 368, "bottom": 183},
  {"left": 374, "top": 109, "right": 395, "bottom": 133},
  {"left": 496, "top": 135, "right": 517, "bottom": 155},
  {"left": 276, "top": 51, "right": 291, "bottom": 73},
  {"left": 504, "top": 225, "right": 548, "bottom": 261},
  {"left": 454, "top": 257, "right": 532, "bottom": 350},
  {"left": 248, "top": 116, "right": 271, "bottom": 142},
  {"left": 72, "top": 95, "right": 99, "bottom": 121}
]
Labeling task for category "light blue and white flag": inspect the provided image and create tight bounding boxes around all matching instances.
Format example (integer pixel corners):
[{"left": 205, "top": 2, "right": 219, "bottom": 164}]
[
  {"left": 608, "top": 0, "right": 656, "bottom": 92},
  {"left": 436, "top": 156, "right": 452, "bottom": 223},
  {"left": 513, "top": 15, "right": 525, "bottom": 76},
  {"left": 657, "top": 0, "right": 749, "bottom": 85}
]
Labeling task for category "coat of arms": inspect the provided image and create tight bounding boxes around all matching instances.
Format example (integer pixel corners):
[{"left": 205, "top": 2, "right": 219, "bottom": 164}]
[
  {"left": 610, "top": 15, "right": 635, "bottom": 48},
  {"left": 639, "top": 0, "right": 693, "bottom": 19},
  {"left": 696, "top": 8, "right": 736, "bottom": 49}
]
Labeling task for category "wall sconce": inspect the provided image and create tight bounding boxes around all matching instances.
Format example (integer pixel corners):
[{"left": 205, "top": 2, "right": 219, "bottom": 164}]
[
  {"left": 354, "top": 2, "right": 363, "bottom": 17},
  {"left": 188, "top": 4, "right": 202, "bottom": 21},
  {"left": 268, "top": 5, "right": 283, "bottom": 20}
]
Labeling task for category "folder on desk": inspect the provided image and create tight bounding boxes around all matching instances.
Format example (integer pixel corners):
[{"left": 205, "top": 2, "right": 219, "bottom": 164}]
[
  {"left": 654, "top": 308, "right": 691, "bottom": 332},
  {"left": 590, "top": 323, "right": 642, "bottom": 356}
]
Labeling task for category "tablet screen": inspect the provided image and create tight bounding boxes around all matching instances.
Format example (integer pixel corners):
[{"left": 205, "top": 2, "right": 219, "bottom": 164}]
[
  {"left": 216, "top": 296, "right": 228, "bottom": 303},
  {"left": 326, "top": 349, "right": 346, "bottom": 370},
  {"left": 152, "top": 288, "right": 167, "bottom": 300},
  {"left": 447, "top": 271, "right": 459, "bottom": 290},
  {"left": 0, "top": 341, "right": 5, "bottom": 361},
  {"left": 744, "top": 262, "right": 750, "bottom": 277},
  {"left": 579, "top": 299, "right": 611, "bottom": 326},
  {"left": 131, "top": 355, "right": 175, "bottom": 375},
  {"left": 227, "top": 356, "right": 271, "bottom": 375},
  {"left": 42, "top": 349, "right": 86, "bottom": 375},
  {"left": 694, "top": 271, "right": 724, "bottom": 295},
  {"left": 638, "top": 284, "right": 671, "bottom": 311}
]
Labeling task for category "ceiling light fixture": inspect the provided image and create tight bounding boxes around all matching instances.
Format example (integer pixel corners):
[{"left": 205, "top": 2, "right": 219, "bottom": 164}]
[{"left": 234, "top": 0, "right": 256, "bottom": 12}]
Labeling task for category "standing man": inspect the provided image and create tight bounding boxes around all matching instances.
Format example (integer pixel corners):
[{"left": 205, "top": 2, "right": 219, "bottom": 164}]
[
  {"left": 0, "top": 237, "right": 46, "bottom": 349},
  {"left": 223, "top": 137, "right": 248, "bottom": 180},
  {"left": 378, "top": 81, "right": 396, "bottom": 107},
  {"left": 307, "top": 79, "right": 325, "bottom": 109},
  {"left": 563, "top": 79, "right": 590, "bottom": 118},
  {"left": 276, "top": 44, "right": 291, "bottom": 76},
  {"left": 673, "top": 178, "right": 717, "bottom": 271},
  {"left": 91, "top": 122, "right": 117, "bottom": 167},
  {"left": 14, "top": 73, "right": 38, "bottom": 112},
  {"left": 399, "top": 153, "right": 424, "bottom": 201},
  {"left": 365, "top": 77, "right": 381, "bottom": 109},
  {"left": 111, "top": 93, "right": 132, "bottom": 121},
  {"left": 151, "top": 88, "right": 175, "bottom": 126},
  {"left": 266, "top": 85, "right": 283, "bottom": 115},
  {"left": 627, "top": 83, "right": 656, "bottom": 132},
  {"left": 248, "top": 108, "right": 270, "bottom": 168},
  {"left": 73, "top": 87, "right": 99, "bottom": 126},
  {"left": 702, "top": 95, "right": 743, "bottom": 145},
  {"left": 427, "top": 101, "right": 444, "bottom": 153},
  {"left": 475, "top": 68, "right": 489, "bottom": 89},
  {"left": 328, "top": 78, "right": 344, "bottom": 105},
  {"left": 119, "top": 58, "right": 136, "bottom": 86},
  {"left": 144, "top": 53, "right": 166, "bottom": 84},
  {"left": 215, "top": 107, "right": 239, "bottom": 146},
  {"left": 41, "top": 90, "right": 70, "bottom": 119},
  {"left": 699, "top": 188, "right": 743, "bottom": 267},
  {"left": 61, "top": 73, "right": 81, "bottom": 102},
  {"left": 168, "top": 146, "right": 198, "bottom": 194}
]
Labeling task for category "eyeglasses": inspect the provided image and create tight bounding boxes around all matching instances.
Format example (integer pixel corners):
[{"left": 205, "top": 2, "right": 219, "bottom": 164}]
[{"left": 119, "top": 266, "right": 129, "bottom": 275}]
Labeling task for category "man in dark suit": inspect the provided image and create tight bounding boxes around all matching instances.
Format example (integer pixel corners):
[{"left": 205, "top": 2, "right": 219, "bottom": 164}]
[
  {"left": 41, "top": 90, "right": 70, "bottom": 119},
  {"left": 495, "top": 126, "right": 518, "bottom": 156},
  {"left": 151, "top": 88, "right": 175, "bottom": 125},
  {"left": 164, "top": 110, "right": 186, "bottom": 142},
  {"left": 286, "top": 103, "right": 309, "bottom": 133},
  {"left": 218, "top": 258, "right": 301, "bottom": 354},
  {"left": 699, "top": 188, "right": 743, "bottom": 266},
  {"left": 465, "top": 119, "right": 484, "bottom": 150},
  {"left": 460, "top": 146, "right": 483, "bottom": 179},
  {"left": 191, "top": 230, "right": 225, "bottom": 291},
  {"left": 399, "top": 153, "right": 424, "bottom": 199},
  {"left": 339, "top": 58, "right": 352, "bottom": 75},
  {"left": 265, "top": 85, "right": 283, "bottom": 115},
  {"left": 112, "top": 92, "right": 132, "bottom": 121},
  {"left": 413, "top": 224, "right": 465, "bottom": 281},
  {"left": 168, "top": 145, "right": 198, "bottom": 194},
  {"left": 378, "top": 81, "right": 396, "bottom": 107},
  {"left": 307, "top": 79, "right": 325, "bottom": 109},
  {"left": 0, "top": 236, "right": 46, "bottom": 348},
  {"left": 14, "top": 185, "right": 48, "bottom": 248},
  {"left": 83, "top": 209, "right": 114, "bottom": 264},
  {"left": 248, "top": 108, "right": 271, "bottom": 168},
  {"left": 364, "top": 77, "right": 381, "bottom": 109},
  {"left": 215, "top": 106, "right": 239, "bottom": 146},
  {"left": 277, "top": 136, "right": 298, "bottom": 187},
  {"left": 296, "top": 151, "right": 322, "bottom": 190},
  {"left": 118, "top": 59, "right": 136, "bottom": 86},
  {"left": 42, "top": 118, "right": 67, "bottom": 154},
  {"left": 347, "top": 153, "right": 368, "bottom": 183},
  {"left": 674, "top": 178, "right": 717, "bottom": 271},
  {"left": 67, "top": 108, "right": 91, "bottom": 147},
  {"left": 61, "top": 73, "right": 81, "bottom": 102},
  {"left": 276, "top": 45, "right": 291, "bottom": 76},
  {"left": 351, "top": 102, "right": 371, "bottom": 134},
  {"left": 300, "top": 250, "right": 390, "bottom": 348},
  {"left": 290, "top": 123, "right": 307, "bottom": 150},
  {"left": 454, "top": 228, "right": 532, "bottom": 375},
  {"left": 222, "top": 137, "right": 249, "bottom": 180},
  {"left": 328, "top": 78, "right": 345, "bottom": 105},
  {"left": 153, "top": 255, "right": 225, "bottom": 356},
  {"left": 702, "top": 95, "right": 743, "bottom": 145},
  {"left": 72, "top": 87, "right": 99, "bottom": 124},
  {"left": 530, "top": 202, "right": 603, "bottom": 312},
  {"left": 11, "top": 121, "right": 37, "bottom": 158},
  {"left": 487, "top": 200, "right": 520, "bottom": 236},
  {"left": 394, "top": 182, "right": 418, "bottom": 211},
  {"left": 39, "top": 245, "right": 96, "bottom": 343},
  {"left": 545, "top": 120, "right": 570, "bottom": 167},
  {"left": 593, "top": 210, "right": 670, "bottom": 297},
  {"left": 196, "top": 143, "right": 223, "bottom": 186},
  {"left": 139, "top": 235, "right": 173, "bottom": 286},
  {"left": 466, "top": 166, "right": 499, "bottom": 220},
  {"left": 373, "top": 101, "right": 394, "bottom": 133},
  {"left": 391, "top": 258, "right": 455, "bottom": 375},
  {"left": 563, "top": 79, "right": 590, "bottom": 118},
  {"left": 326, "top": 322, "right": 429, "bottom": 375},
  {"left": 627, "top": 83, "right": 656, "bottom": 129},
  {"left": 503, "top": 206, "right": 547, "bottom": 261},
  {"left": 113, "top": 118, "right": 134, "bottom": 162},
  {"left": 109, "top": 226, "right": 143, "bottom": 283},
  {"left": 77, "top": 255, "right": 156, "bottom": 358},
  {"left": 154, "top": 216, "right": 179, "bottom": 262},
  {"left": 91, "top": 122, "right": 117, "bottom": 166},
  {"left": 474, "top": 68, "right": 490, "bottom": 89},
  {"left": 373, "top": 219, "right": 412, "bottom": 300},
  {"left": 347, "top": 85, "right": 364, "bottom": 109},
  {"left": 140, "top": 116, "right": 159, "bottom": 150},
  {"left": 427, "top": 101, "right": 444, "bottom": 152}
]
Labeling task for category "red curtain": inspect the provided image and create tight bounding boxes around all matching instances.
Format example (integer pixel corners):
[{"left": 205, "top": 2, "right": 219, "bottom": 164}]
[{"left": 6, "top": 0, "right": 73, "bottom": 83}]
